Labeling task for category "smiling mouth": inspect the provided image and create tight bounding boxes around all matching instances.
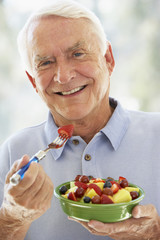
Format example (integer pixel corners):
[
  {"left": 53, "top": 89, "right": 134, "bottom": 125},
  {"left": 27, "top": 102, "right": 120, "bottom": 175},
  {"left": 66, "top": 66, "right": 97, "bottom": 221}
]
[{"left": 56, "top": 85, "right": 87, "bottom": 96}]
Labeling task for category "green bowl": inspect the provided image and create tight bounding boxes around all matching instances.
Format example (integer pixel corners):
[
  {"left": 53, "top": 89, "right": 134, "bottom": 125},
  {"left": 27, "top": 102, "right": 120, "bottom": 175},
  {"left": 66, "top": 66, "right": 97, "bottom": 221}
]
[{"left": 54, "top": 181, "right": 145, "bottom": 223}]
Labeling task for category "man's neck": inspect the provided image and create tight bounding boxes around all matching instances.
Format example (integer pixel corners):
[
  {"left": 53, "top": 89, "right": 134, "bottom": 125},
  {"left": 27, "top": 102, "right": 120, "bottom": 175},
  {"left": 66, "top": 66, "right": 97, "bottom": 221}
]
[
  {"left": 72, "top": 106, "right": 114, "bottom": 143},
  {"left": 53, "top": 99, "right": 115, "bottom": 143}
]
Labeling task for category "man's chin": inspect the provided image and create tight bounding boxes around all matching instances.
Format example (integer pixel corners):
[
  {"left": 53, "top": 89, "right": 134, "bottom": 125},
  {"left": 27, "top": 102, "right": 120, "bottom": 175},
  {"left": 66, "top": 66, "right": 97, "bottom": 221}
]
[{"left": 54, "top": 110, "right": 92, "bottom": 122}]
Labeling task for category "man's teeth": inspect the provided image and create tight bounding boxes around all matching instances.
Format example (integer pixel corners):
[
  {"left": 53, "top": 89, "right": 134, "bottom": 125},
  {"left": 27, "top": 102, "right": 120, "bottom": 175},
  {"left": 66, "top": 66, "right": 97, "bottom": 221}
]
[{"left": 60, "top": 86, "right": 85, "bottom": 96}]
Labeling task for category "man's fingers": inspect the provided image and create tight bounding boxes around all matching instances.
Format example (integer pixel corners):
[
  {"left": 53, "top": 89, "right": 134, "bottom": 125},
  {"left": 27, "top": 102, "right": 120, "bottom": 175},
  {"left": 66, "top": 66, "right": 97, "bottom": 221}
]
[
  {"left": 9, "top": 161, "right": 40, "bottom": 196},
  {"left": 5, "top": 155, "right": 30, "bottom": 184},
  {"left": 132, "top": 204, "right": 156, "bottom": 219},
  {"left": 88, "top": 220, "right": 117, "bottom": 234},
  {"left": 16, "top": 155, "right": 30, "bottom": 170}
]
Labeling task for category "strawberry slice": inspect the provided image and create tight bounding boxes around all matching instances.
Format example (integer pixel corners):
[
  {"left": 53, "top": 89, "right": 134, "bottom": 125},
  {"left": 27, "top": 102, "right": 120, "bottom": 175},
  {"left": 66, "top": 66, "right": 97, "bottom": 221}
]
[
  {"left": 111, "top": 181, "right": 121, "bottom": 188},
  {"left": 75, "top": 181, "right": 88, "bottom": 190},
  {"left": 88, "top": 183, "right": 102, "bottom": 196},
  {"left": 68, "top": 192, "right": 77, "bottom": 201},
  {"left": 111, "top": 182, "right": 120, "bottom": 194},
  {"left": 93, "top": 178, "right": 105, "bottom": 183},
  {"left": 58, "top": 125, "right": 74, "bottom": 138}
]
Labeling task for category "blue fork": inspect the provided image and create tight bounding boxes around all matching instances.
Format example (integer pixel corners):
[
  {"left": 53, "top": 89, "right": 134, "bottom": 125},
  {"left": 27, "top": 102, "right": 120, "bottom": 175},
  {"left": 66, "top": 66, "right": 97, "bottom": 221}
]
[{"left": 10, "top": 129, "right": 70, "bottom": 186}]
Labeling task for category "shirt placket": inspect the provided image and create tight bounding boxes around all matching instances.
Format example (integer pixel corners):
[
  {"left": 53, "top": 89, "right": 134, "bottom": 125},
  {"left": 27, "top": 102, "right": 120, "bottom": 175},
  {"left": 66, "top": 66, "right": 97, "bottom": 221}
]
[{"left": 82, "top": 141, "right": 97, "bottom": 178}]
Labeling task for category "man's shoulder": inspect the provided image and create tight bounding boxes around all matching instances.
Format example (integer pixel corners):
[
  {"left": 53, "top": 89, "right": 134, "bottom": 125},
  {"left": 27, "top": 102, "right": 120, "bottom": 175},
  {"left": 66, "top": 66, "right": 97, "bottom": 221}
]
[
  {"left": 3, "top": 121, "right": 47, "bottom": 147},
  {"left": 128, "top": 109, "right": 160, "bottom": 120},
  {"left": 127, "top": 109, "right": 160, "bottom": 131}
]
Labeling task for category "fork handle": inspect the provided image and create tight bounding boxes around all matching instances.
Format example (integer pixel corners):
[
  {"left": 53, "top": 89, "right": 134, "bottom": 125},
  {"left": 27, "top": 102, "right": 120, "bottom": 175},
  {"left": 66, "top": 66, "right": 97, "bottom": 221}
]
[{"left": 10, "top": 150, "right": 46, "bottom": 186}]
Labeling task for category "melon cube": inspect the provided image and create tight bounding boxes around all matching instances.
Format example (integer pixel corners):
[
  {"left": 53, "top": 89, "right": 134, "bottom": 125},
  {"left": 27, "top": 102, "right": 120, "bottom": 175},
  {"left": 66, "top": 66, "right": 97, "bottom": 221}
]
[
  {"left": 85, "top": 189, "right": 98, "bottom": 199},
  {"left": 94, "top": 182, "right": 104, "bottom": 190},
  {"left": 113, "top": 189, "right": 132, "bottom": 203},
  {"left": 61, "top": 194, "right": 68, "bottom": 199}
]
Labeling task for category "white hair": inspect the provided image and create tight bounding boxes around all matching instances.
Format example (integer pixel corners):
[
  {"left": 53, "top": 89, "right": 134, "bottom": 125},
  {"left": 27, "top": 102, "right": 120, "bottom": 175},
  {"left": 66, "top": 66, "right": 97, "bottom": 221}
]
[{"left": 17, "top": 0, "right": 107, "bottom": 74}]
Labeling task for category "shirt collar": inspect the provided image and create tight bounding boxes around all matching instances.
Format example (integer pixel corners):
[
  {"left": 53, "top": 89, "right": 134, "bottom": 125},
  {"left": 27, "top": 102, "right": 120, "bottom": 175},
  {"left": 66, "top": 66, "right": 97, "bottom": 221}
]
[
  {"left": 100, "top": 98, "right": 130, "bottom": 150},
  {"left": 44, "top": 98, "right": 130, "bottom": 160}
]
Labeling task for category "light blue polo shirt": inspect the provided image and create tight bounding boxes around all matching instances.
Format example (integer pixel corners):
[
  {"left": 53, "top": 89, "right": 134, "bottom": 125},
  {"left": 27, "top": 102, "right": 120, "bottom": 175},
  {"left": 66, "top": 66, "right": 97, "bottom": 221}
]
[{"left": 0, "top": 98, "right": 160, "bottom": 240}]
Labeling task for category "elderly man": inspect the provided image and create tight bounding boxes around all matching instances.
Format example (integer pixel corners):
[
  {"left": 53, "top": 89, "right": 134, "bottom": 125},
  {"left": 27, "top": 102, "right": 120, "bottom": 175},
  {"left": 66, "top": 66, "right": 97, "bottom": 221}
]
[{"left": 0, "top": 1, "right": 160, "bottom": 239}]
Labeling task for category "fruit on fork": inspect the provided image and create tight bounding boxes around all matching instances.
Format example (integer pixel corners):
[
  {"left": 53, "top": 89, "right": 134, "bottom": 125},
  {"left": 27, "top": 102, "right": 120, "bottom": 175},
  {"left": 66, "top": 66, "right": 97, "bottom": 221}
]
[{"left": 10, "top": 124, "right": 74, "bottom": 186}]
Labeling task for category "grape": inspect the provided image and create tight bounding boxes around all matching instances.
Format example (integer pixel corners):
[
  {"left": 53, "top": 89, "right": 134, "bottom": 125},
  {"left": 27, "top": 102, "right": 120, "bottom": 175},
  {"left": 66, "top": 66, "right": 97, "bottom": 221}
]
[
  {"left": 92, "top": 195, "right": 101, "bottom": 204},
  {"left": 120, "top": 179, "right": 129, "bottom": 188},
  {"left": 130, "top": 191, "right": 139, "bottom": 200},
  {"left": 74, "top": 175, "right": 81, "bottom": 181},
  {"left": 102, "top": 188, "right": 113, "bottom": 196},
  {"left": 75, "top": 187, "right": 85, "bottom": 198},
  {"left": 79, "top": 175, "right": 89, "bottom": 183}
]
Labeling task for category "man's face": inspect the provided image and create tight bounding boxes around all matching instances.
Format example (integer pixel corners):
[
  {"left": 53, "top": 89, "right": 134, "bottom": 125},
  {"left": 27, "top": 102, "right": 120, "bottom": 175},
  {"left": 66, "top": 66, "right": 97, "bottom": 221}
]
[{"left": 27, "top": 16, "right": 113, "bottom": 123}]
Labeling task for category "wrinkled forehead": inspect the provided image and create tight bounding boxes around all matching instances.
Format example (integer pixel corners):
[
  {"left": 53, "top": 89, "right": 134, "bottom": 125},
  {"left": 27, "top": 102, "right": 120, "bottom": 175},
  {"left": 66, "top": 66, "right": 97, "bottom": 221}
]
[{"left": 27, "top": 15, "right": 96, "bottom": 44}]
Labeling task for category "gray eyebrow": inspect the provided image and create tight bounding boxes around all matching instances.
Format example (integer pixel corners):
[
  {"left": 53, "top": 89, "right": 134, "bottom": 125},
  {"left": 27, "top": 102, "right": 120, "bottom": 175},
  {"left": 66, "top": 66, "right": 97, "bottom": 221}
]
[
  {"left": 34, "top": 55, "right": 52, "bottom": 62},
  {"left": 66, "top": 41, "right": 85, "bottom": 52}
]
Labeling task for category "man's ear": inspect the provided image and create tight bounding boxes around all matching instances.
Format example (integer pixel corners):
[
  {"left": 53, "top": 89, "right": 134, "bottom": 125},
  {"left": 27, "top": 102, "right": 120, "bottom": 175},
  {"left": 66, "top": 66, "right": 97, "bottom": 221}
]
[
  {"left": 104, "top": 42, "right": 115, "bottom": 76},
  {"left": 25, "top": 71, "right": 38, "bottom": 92}
]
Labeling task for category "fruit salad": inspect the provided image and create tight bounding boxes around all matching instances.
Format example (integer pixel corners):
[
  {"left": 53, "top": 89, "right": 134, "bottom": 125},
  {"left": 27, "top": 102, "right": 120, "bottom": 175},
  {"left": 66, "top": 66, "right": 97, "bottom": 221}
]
[{"left": 59, "top": 175, "right": 140, "bottom": 204}]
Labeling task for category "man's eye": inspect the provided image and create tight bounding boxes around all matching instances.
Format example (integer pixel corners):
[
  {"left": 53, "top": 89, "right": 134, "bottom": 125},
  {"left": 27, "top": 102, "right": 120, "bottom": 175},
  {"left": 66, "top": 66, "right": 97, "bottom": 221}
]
[
  {"left": 73, "top": 52, "right": 84, "bottom": 57},
  {"left": 36, "top": 60, "right": 54, "bottom": 71},
  {"left": 42, "top": 60, "right": 52, "bottom": 66}
]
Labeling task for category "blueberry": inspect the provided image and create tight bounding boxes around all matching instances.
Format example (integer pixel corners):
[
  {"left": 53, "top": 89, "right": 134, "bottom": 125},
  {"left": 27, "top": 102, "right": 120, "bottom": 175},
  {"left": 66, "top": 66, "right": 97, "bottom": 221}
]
[
  {"left": 106, "top": 177, "right": 114, "bottom": 181},
  {"left": 83, "top": 196, "right": 91, "bottom": 203},
  {"left": 106, "top": 177, "right": 114, "bottom": 182},
  {"left": 88, "top": 175, "right": 94, "bottom": 180},
  {"left": 103, "top": 180, "right": 112, "bottom": 188},
  {"left": 59, "top": 185, "right": 68, "bottom": 194}
]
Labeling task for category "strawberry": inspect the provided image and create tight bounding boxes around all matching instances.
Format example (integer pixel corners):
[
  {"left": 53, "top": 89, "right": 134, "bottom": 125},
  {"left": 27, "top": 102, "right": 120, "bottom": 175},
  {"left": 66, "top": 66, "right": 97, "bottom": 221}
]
[
  {"left": 58, "top": 125, "right": 74, "bottom": 138},
  {"left": 111, "top": 181, "right": 121, "bottom": 188},
  {"left": 68, "top": 192, "right": 77, "bottom": 201},
  {"left": 75, "top": 181, "right": 88, "bottom": 190},
  {"left": 111, "top": 182, "right": 120, "bottom": 194},
  {"left": 93, "top": 178, "right": 105, "bottom": 183},
  {"left": 88, "top": 183, "right": 102, "bottom": 196}
]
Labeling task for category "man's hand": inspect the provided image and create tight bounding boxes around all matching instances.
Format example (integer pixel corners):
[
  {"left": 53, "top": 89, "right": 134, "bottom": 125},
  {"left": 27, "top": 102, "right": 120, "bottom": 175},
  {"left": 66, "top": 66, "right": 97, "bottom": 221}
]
[
  {"left": 1, "top": 155, "right": 54, "bottom": 223},
  {"left": 69, "top": 204, "right": 160, "bottom": 240}
]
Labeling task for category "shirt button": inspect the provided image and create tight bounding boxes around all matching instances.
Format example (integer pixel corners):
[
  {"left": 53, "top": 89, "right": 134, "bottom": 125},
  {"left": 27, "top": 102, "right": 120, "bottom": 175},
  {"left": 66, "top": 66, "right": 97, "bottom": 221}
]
[
  {"left": 84, "top": 154, "right": 91, "bottom": 161},
  {"left": 72, "top": 139, "right": 79, "bottom": 145}
]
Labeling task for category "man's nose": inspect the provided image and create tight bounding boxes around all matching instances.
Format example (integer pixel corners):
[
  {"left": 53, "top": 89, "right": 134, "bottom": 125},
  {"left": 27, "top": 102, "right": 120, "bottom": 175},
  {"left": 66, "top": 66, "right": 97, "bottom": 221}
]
[{"left": 53, "top": 61, "right": 76, "bottom": 84}]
